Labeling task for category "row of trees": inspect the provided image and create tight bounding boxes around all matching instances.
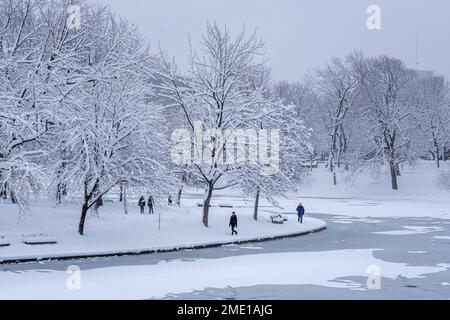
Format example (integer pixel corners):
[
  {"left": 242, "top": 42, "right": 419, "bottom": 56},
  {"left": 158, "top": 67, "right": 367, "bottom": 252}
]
[
  {"left": 2, "top": 1, "right": 448, "bottom": 235},
  {"left": 156, "top": 24, "right": 312, "bottom": 226},
  {"left": 274, "top": 52, "right": 450, "bottom": 190},
  {"left": 0, "top": 0, "right": 172, "bottom": 234},
  {"left": 0, "top": 0, "right": 312, "bottom": 233}
]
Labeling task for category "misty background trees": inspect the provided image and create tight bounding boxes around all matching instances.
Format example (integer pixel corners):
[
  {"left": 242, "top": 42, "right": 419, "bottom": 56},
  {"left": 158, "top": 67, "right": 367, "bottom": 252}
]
[
  {"left": 1, "top": 0, "right": 449, "bottom": 234},
  {"left": 275, "top": 52, "right": 449, "bottom": 192}
]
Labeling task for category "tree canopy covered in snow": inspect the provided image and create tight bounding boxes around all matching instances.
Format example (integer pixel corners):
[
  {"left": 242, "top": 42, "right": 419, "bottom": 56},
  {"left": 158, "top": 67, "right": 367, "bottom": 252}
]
[{"left": 1, "top": 0, "right": 449, "bottom": 234}]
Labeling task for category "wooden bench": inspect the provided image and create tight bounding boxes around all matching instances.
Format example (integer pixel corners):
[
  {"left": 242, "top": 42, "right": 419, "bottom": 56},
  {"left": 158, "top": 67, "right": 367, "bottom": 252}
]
[
  {"left": 270, "top": 214, "right": 288, "bottom": 224},
  {"left": 0, "top": 236, "right": 9, "bottom": 247},
  {"left": 23, "top": 234, "right": 57, "bottom": 245}
]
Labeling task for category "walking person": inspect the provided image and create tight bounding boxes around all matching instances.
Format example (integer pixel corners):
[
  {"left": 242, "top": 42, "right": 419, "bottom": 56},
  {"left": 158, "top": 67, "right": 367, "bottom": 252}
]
[
  {"left": 138, "top": 196, "right": 146, "bottom": 214},
  {"left": 229, "top": 212, "right": 238, "bottom": 235},
  {"left": 296, "top": 203, "right": 305, "bottom": 223},
  {"left": 148, "top": 195, "right": 154, "bottom": 214}
]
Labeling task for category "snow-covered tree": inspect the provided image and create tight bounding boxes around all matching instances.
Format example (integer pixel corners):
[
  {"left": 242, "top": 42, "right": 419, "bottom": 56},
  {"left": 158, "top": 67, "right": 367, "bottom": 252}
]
[
  {"left": 158, "top": 23, "right": 310, "bottom": 227},
  {"left": 357, "top": 55, "right": 415, "bottom": 190},
  {"left": 0, "top": 0, "right": 74, "bottom": 209},
  {"left": 273, "top": 81, "right": 324, "bottom": 159},
  {"left": 48, "top": 6, "right": 171, "bottom": 235},
  {"left": 409, "top": 76, "right": 450, "bottom": 168},
  {"left": 309, "top": 53, "right": 361, "bottom": 185}
]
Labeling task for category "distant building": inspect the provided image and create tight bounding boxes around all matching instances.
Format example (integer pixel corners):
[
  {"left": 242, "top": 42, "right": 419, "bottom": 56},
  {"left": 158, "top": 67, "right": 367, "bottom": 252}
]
[{"left": 413, "top": 69, "right": 445, "bottom": 82}]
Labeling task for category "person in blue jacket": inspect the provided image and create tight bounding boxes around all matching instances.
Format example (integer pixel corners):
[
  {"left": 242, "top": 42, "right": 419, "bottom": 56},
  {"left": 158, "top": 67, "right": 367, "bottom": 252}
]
[{"left": 296, "top": 203, "right": 305, "bottom": 223}]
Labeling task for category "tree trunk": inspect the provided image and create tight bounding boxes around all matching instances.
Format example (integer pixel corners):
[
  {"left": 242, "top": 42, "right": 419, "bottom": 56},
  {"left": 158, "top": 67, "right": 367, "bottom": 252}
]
[
  {"left": 328, "top": 155, "right": 334, "bottom": 172},
  {"left": 10, "top": 191, "right": 17, "bottom": 204},
  {"left": 202, "top": 183, "right": 213, "bottom": 227},
  {"left": 435, "top": 145, "right": 440, "bottom": 168},
  {"left": 119, "top": 185, "right": 123, "bottom": 202},
  {"left": 389, "top": 161, "right": 398, "bottom": 191},
  {"left": 395, "top": 163, "right": 401, "bottom": 176},
  {"left": 253, "top": 187, "right": 260, "bottom": 221},
  {"left": 177, "top": 172, "right": 187, "bottom": 205},
  {"left": 1, "top": 181, "right": 7, "bottom": 199},
  {"left": 431, "top": 134, "right": 440, "bottom": 168},
  {"left": 78, "top": 202, "right": 89, "bottom": 235},
  {"left": 177, "top": 186, "right": 183, "bottom": 205},
  {"left": 56, "top": 183, "right": 66, "bottom": 205},
  {"left": 95, "top": 195, "right": 103, "bottom": 214},
  {"left": 329, "top": 156, "right": 337, "bottom": 185},
  {"left": 56, "top": 188, "right": 62, "bottom": 205},
  {"left": 78, "top": 179, "right": 98, "bottom": 235},
  {"left": 123, "top": 185, "right": 128, "bottom": 214}
]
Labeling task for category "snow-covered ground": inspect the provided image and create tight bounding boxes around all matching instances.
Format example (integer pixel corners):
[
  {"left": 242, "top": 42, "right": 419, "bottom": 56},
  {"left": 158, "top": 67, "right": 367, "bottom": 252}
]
[
  {"left": 0, "top": 192, "right": 324, "bottom": 262},
  {"left": 296, "top": 160, "right": 450, "bottom": 220}
]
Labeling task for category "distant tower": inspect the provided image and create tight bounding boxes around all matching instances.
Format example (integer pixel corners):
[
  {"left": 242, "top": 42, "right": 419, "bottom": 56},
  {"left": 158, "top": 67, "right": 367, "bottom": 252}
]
[{"left": 415, "top": 34, "right": 419, "bottom": 69}]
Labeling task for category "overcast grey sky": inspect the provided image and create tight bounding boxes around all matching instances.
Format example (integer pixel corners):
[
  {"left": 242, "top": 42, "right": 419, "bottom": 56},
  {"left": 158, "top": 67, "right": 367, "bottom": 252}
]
[{"left": 93, "top": 0, "right": 450, "bottom": 81}]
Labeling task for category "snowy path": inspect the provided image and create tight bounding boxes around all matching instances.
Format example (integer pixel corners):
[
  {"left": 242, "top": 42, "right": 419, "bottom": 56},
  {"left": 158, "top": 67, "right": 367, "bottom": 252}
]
[
  {"left": 2, "top": 163, "right": 450, "bottom": 299},
  {"left": 0, "top": 197, "right": 325, "bottom": 263},
  {"left": 1, "top": 213, "right": 449, "bottom": 299}
]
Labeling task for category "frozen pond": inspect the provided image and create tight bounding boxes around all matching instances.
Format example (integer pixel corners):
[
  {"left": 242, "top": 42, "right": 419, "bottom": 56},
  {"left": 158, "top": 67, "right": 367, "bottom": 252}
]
[{"left": 1, "top": 213, "right": 450, "bottom": 299}]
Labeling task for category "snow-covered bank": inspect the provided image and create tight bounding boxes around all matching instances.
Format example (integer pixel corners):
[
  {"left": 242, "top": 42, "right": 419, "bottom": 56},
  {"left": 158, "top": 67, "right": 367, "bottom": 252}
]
[
  {"left": 301, "top": 160, "right": 450, "bottom": 201},
  {"left": 289, "top": 161, "right": 450, "bottom": 220},
  {"left": 0, "top": 195, "right": 325, "bottom": 263},
  {"left": 1, "top": 161, "right": 449, "bottom": 263}
]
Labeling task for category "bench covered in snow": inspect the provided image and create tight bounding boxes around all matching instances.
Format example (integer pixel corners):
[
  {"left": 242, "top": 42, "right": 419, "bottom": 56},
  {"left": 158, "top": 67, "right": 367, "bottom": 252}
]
[
  {"left": 270, "top": 214, "right": 288, "bottom": 224},
  {"left": 218, "top": 203, "right": 233, "bottom": 208},
  {"left": 23, "top": 234, "right": 57, "bottom": 245},
  {"left": 0, "top": 236, "right": 9, "bottom": 247}
]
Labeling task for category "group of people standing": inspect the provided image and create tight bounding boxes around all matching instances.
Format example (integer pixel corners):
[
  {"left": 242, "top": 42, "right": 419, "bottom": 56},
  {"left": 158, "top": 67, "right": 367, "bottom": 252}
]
[
  {"left": 138, "top": 195, "right": 154, "bottom": 214},
  {"left": 137, "top": 194, "right": 180, "bottom": 214}
]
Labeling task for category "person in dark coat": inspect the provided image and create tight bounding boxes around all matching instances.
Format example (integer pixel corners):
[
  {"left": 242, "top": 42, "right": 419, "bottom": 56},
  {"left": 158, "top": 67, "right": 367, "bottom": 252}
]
[
  {"left": 138, "top": 196, "right": 146, "bottom": 214},
  {"left": 168, "top": 195, "right": 173, "bottom": 205},
  {"left": 148, "top": 195, "right": 154, "bottom": 214},
  {"left": 296, "top": 203, "right": 305, "bottom": 223},
  {"left": 229, "top": 212, "right": 238, "bottom": 235}
]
